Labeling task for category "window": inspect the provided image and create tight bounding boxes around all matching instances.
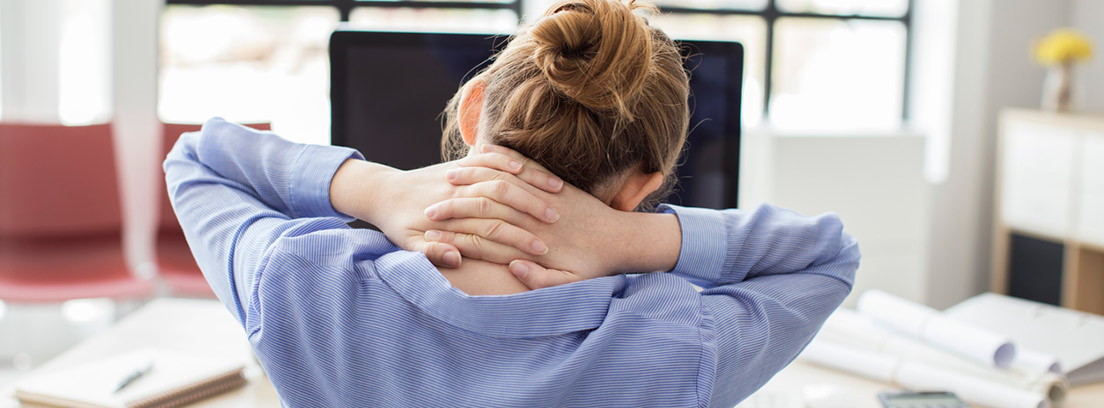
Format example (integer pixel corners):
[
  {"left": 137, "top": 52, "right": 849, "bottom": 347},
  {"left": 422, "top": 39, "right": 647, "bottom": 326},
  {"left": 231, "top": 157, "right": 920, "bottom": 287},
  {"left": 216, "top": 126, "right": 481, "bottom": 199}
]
[
  {"left": 161, "top": 0, "right": 909, "bottom": 139},
  {"left": 59, "top": 0, "right": 112, "bottom": 125},
  {"left": 647, "top": 0, "right": 911, "bottom": 130},
  {"left": 160, "top": 0, "right": 521, "bottom": 145}
]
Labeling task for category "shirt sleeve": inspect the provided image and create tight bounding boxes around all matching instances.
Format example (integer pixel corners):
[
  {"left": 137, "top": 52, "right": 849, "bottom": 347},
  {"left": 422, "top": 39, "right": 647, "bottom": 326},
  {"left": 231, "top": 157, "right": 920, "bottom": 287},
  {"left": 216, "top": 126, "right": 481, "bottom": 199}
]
[
  {"left": 162, "top": 117, "right": 364, "bottom": 326},
  {"left": 658, "top": 204, "right": 860, "bottom": 407}
]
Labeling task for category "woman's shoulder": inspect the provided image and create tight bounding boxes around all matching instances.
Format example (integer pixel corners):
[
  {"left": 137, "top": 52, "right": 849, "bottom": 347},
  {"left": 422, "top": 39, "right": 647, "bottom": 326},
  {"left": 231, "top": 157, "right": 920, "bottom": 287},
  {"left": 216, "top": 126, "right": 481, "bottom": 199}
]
[{"left": 609, "top": 272, "right": 706, "bottom": 328}]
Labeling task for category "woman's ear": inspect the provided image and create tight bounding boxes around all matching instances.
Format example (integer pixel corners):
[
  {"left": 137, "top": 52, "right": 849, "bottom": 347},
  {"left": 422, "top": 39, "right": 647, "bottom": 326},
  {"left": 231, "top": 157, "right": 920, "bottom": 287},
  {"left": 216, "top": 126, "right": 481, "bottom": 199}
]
[
  {"left": 458, "top": 78, "right": 487, "bottom": 146},
  {"left": 610, "top": 169, "right": 665, "bottom": 212}
]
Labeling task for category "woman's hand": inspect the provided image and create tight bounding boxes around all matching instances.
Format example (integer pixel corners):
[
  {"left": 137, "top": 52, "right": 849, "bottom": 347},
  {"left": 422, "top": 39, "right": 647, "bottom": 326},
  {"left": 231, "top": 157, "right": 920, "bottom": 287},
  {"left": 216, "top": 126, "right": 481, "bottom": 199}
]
[
  {"left": 329, "top": 149, "right": 564, "bottom": 268},
  {"left": 423, "top": 145, "right": 682, "bottom": 289}
]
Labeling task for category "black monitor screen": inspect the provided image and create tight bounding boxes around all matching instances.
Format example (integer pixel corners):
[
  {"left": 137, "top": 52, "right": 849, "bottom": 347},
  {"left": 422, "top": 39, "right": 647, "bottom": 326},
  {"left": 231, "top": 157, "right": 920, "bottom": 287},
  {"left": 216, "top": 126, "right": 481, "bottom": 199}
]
[{"left": 330, "top": 30, "right": 742, "bottom": 209}]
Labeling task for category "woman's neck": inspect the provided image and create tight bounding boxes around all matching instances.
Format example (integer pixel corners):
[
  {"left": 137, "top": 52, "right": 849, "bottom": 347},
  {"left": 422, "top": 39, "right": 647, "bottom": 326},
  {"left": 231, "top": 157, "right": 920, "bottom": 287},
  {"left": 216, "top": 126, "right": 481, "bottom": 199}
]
[{"left": 437, "top": 259, "right": 531, "bottom": 296}]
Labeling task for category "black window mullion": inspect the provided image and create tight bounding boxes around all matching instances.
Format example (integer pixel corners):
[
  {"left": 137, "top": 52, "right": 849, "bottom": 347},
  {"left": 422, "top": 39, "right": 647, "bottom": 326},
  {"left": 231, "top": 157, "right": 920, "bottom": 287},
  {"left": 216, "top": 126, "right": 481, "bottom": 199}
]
[
  {"left": 338, "top": 0, "right": 353, "bottom": 22},
  {"left": 901, "top": 0, "right": 913, "bottom": 121},
  {"left": 763, "top": 0, "right": 777, "bottom": 117}
]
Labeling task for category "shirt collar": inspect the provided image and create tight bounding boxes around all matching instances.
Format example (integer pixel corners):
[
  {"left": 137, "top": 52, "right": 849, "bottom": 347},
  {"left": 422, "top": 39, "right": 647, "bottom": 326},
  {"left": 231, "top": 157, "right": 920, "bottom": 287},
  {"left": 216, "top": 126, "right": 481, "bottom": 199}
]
[{"left": 374, "top": 250, "right": 624, "bottom": 338}]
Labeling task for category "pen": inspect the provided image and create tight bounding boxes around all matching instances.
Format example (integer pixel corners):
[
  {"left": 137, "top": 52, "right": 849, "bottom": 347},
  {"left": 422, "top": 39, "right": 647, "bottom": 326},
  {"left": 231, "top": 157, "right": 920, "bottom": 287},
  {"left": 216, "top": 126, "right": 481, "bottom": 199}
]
[{"left": 113, "top": 360, "right": 154, "bottom": 393}]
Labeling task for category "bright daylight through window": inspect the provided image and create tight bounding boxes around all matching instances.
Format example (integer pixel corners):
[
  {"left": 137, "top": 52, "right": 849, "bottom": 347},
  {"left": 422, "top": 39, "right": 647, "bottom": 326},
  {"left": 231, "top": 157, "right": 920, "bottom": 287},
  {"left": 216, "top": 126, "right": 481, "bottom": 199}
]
[{"left": 158, "top": 0, "right": 910, "bottom": 141}]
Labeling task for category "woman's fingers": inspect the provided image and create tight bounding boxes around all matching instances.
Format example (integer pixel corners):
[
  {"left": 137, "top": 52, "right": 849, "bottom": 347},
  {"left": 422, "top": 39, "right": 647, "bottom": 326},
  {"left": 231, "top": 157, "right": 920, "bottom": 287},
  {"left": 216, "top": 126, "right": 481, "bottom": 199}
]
[
  {"left": 479, "top": 144, "right": 552, "bottom": 173},
  {"left": 434, "top": 180, "right": 558, "bottom": 224},
  {"left": 456, "top": 151, "right": 525, "bottom": 175},
  {"left": 430, "top": 218, "right": 548, "bottom": 256},
  {"left": 407, "top": 239, "right": 462, "bottom": 269},
  {"left": 456, "top": 147, "right": 563, "bottom": 193},
  {"left": 508, "top": 260, "right": 582, "bottom": 290},
  {"left": 448, "top": 165, "right": 563, "bottom": 194},
  {"left": 425, "top": 230, "right": 531, "bottom": 265},
  {"left": 427, "top": 193, "right": 554, "bottom": 226}
]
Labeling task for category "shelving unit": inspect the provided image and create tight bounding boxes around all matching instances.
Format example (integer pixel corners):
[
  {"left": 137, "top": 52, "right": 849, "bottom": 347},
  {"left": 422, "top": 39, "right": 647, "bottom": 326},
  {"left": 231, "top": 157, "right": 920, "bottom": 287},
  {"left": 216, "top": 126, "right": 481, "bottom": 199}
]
[{"left": 991, "top": 109, "right": 1104, "bottom": 315}]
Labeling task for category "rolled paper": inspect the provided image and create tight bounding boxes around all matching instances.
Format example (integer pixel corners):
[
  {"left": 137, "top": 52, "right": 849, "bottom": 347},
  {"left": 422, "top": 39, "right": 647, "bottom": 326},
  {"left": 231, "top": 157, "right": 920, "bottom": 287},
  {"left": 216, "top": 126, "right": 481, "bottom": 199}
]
[
  {"left": 1012, "top": 348, "right": 1063, "bottom": 375},
  {"left": 857, "top": 290, "right": 1017, "bottom": 368},
  {"left": 817, "top": 309, "right": 1069, "bottom": 405},
  {"left": 802, "top": 339, "right": 1049, "bottom": 408}
]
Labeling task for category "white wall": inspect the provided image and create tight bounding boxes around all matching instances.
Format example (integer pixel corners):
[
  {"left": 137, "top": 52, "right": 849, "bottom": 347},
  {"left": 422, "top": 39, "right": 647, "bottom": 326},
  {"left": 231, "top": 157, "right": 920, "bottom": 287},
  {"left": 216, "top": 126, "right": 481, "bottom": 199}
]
[
  {"left": 1070, "top": 0, "right": 1104, "bottom": 114},
  {"left": 925, "top": 0, "right": 1076, "bottom": 309}
]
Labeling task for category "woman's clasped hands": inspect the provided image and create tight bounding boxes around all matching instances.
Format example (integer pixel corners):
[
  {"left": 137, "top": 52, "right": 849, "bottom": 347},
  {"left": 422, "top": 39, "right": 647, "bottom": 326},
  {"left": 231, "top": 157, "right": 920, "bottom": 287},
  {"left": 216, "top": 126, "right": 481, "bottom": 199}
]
[
  {"left": 332, "top": 144, "right": 635, "bottom": 290},
  {"left": 424, "top": 144, "right": 636, "bottom": 289}
]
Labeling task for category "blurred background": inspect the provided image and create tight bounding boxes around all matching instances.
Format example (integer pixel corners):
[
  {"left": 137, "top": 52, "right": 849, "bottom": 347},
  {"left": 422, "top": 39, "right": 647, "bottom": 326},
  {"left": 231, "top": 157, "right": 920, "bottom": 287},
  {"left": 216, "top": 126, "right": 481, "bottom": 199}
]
[{"left": 0, "top": 0, "right": 1102, "bottom": 401}]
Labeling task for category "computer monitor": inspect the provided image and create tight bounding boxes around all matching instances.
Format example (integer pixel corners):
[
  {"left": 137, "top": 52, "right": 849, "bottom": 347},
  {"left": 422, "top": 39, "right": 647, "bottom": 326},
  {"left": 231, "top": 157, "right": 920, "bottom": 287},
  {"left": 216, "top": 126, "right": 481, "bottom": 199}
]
[{"left": 330, "top": 30, "right": 742, "bottom": 209}]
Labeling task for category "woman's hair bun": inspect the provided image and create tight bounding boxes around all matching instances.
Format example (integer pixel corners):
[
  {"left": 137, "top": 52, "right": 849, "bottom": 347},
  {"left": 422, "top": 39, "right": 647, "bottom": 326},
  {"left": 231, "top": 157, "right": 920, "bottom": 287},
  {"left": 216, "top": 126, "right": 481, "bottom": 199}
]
[{"left": 531, "top": 0, "right": 655, "bottom": 117}]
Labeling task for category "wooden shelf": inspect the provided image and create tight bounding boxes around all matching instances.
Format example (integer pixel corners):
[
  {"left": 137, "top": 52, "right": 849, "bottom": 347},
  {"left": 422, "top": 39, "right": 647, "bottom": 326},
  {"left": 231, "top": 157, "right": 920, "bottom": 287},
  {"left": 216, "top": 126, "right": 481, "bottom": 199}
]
[{"left": 992, "top": 109, "right": 1104, "bottom": 315}]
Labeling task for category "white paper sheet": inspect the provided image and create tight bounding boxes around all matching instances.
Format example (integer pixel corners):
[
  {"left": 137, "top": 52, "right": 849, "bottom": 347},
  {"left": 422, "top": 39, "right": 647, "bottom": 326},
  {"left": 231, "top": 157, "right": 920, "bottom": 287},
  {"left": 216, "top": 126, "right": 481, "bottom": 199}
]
[{"left": 857, "top": 289, "right": 1016, "bottom": 367}]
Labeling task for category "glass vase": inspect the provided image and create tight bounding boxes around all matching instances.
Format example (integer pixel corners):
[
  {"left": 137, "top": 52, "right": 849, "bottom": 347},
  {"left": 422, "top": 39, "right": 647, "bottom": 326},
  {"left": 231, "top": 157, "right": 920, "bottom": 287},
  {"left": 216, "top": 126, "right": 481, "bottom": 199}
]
[{"left": 1042, "top": 61, "right": 1075, "bottom": 113}]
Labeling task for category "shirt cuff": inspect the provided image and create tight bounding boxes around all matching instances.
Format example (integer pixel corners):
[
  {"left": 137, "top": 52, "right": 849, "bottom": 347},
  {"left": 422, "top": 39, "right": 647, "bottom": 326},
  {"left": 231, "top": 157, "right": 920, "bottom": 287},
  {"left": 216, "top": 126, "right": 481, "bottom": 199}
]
[
  {"left": 290, "top": 144, "right": 364, "bottom": 220},
  {"left": 657, "top": 204, "right": 729, "bottom": 286}
]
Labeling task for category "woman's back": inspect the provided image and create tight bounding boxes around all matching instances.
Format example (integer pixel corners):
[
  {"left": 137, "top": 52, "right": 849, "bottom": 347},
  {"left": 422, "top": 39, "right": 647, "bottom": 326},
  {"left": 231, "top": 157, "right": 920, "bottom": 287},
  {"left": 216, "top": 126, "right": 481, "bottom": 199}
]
[{"left": 246, "top": 228, "right": 710, "bottom": 406}]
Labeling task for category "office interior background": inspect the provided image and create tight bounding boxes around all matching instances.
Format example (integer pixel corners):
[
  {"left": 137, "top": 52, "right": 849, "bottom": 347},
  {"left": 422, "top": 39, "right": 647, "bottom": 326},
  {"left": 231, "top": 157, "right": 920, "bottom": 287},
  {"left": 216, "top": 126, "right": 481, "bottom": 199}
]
[{"left": 0, "top": 0, "right": 1102, "bottom": 400}]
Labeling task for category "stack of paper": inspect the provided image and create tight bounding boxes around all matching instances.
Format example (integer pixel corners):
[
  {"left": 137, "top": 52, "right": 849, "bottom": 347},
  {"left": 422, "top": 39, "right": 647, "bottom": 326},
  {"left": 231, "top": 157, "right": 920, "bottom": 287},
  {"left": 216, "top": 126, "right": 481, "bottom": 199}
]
[
  {"left": 799, "top": 290, "right": 1088, "bottom": 408},
  {"left": 945, "top": 293, "right": 1104, "bottom": 386}
]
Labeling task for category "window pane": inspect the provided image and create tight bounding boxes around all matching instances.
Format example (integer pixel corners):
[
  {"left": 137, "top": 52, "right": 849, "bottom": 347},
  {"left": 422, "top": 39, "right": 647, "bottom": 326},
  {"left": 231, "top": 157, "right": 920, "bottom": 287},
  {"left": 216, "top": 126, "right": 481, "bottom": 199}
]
[
  {"left": 651, "top": 0, "right": 767, "bottom": 11},
  {"left": 159, "top": 6, "right": 340, "bottom": 145},
  {"left": 648, "top": 14, "right": 766, "bottom": 127},
  {"left": 777, "top": 0, "right": 908, "bottom": 17},
  {"left": 770, "top": 18, "right": 905, "bottom": 131},
  {"left": 59, "top": 0, "right": 112, "bottom": 125},
  {"left": 348, "top": 7, "right": 518, "bottom": 34}
]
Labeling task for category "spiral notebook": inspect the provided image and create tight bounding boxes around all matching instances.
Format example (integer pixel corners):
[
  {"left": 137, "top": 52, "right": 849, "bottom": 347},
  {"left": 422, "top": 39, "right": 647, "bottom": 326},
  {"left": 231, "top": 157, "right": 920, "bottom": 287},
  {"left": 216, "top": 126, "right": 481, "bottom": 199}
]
[{"left": 14, "top": 348, "right": 247, "bottom": 408}]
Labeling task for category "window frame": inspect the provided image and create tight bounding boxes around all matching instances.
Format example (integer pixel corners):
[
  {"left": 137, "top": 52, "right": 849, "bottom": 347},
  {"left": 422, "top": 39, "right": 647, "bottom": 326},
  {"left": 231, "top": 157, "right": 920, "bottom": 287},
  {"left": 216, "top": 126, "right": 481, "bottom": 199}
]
[
  {"left": 658, "top": 0, "right": 913, "bottom": 123},
  {"left": 163, "top": 0, "right": 523, "bottom": 22},
  {"left": 164, "top": 0, "right": 911, "bottom": 124}
]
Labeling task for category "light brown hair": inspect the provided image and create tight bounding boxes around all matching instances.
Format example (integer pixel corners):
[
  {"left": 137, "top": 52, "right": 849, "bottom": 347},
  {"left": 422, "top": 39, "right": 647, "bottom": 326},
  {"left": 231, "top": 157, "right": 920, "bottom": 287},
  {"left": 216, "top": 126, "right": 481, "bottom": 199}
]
[{"left": 442, "top": 0, "right": 690, "bottom": 210}]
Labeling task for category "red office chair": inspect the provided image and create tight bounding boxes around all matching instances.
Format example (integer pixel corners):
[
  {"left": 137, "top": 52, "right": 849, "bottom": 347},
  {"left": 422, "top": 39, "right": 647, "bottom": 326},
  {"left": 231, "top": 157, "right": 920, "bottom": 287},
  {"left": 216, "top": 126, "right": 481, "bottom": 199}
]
[
  {"left": 157, "top": 122, "right": 271, "bottom": 297},
  {"left": 0, "top": 123, "right": 153, "bottom": 302}
]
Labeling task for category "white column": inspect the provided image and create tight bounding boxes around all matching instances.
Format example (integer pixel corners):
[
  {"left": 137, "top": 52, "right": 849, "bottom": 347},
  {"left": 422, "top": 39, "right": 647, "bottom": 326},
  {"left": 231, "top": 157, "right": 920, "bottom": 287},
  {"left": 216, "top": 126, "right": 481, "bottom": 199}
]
[
  {"left": 113, "top": 0, "right": 163, "bottom": 282},
  {"left": 0, "top": 0, "right": 63, "bottom": 122}
]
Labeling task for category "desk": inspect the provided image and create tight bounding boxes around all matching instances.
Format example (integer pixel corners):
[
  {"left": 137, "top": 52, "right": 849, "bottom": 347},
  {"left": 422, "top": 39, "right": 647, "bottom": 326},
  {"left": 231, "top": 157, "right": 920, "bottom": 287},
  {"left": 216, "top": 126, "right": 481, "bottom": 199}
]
[
  {"left": 5, "top": 299, "right": 1103, "bottom": 407},
  {"left": 2, "top": 299, "right": 280, "bottom": 407}
]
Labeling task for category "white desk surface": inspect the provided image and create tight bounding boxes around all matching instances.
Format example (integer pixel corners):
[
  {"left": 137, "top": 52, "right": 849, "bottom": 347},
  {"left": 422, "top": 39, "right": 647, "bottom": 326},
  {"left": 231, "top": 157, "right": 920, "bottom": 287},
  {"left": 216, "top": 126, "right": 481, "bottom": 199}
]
[{"left": 5, "top": 298, "right": 1103, "bottom": 407}]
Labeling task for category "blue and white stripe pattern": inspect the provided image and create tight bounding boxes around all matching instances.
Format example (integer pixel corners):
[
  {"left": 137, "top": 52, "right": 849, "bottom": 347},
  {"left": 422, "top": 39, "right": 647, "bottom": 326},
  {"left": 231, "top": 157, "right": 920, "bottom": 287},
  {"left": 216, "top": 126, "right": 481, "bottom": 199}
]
[{"left": 164, "top": 118, "right": 860, "bottom": 408}]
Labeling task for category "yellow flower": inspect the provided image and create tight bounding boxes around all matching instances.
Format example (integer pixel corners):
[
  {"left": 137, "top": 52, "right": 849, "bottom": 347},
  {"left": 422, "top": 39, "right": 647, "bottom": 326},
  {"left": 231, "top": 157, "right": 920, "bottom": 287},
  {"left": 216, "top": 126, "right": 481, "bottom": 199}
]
[{"left": 1034, "top": 28, "right": 1093, "bottom": 65}]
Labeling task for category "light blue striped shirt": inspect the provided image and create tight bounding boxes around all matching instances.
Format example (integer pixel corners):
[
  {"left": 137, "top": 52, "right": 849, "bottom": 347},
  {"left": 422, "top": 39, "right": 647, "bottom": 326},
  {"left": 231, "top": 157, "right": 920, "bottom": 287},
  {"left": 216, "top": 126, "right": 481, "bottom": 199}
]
[{"left": 164, "top": 118, "right": 860, "bottom": 408}]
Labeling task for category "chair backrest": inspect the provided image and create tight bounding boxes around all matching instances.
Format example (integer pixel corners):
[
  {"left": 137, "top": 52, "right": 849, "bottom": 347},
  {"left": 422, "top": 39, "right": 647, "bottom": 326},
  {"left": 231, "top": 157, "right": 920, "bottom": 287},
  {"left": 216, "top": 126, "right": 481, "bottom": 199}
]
[
  {"left": 0, "top": 123, "right": 122, "bottom": 238},
  {"left": 159, "top": 122, "right": 272, "bottom": 232}
]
